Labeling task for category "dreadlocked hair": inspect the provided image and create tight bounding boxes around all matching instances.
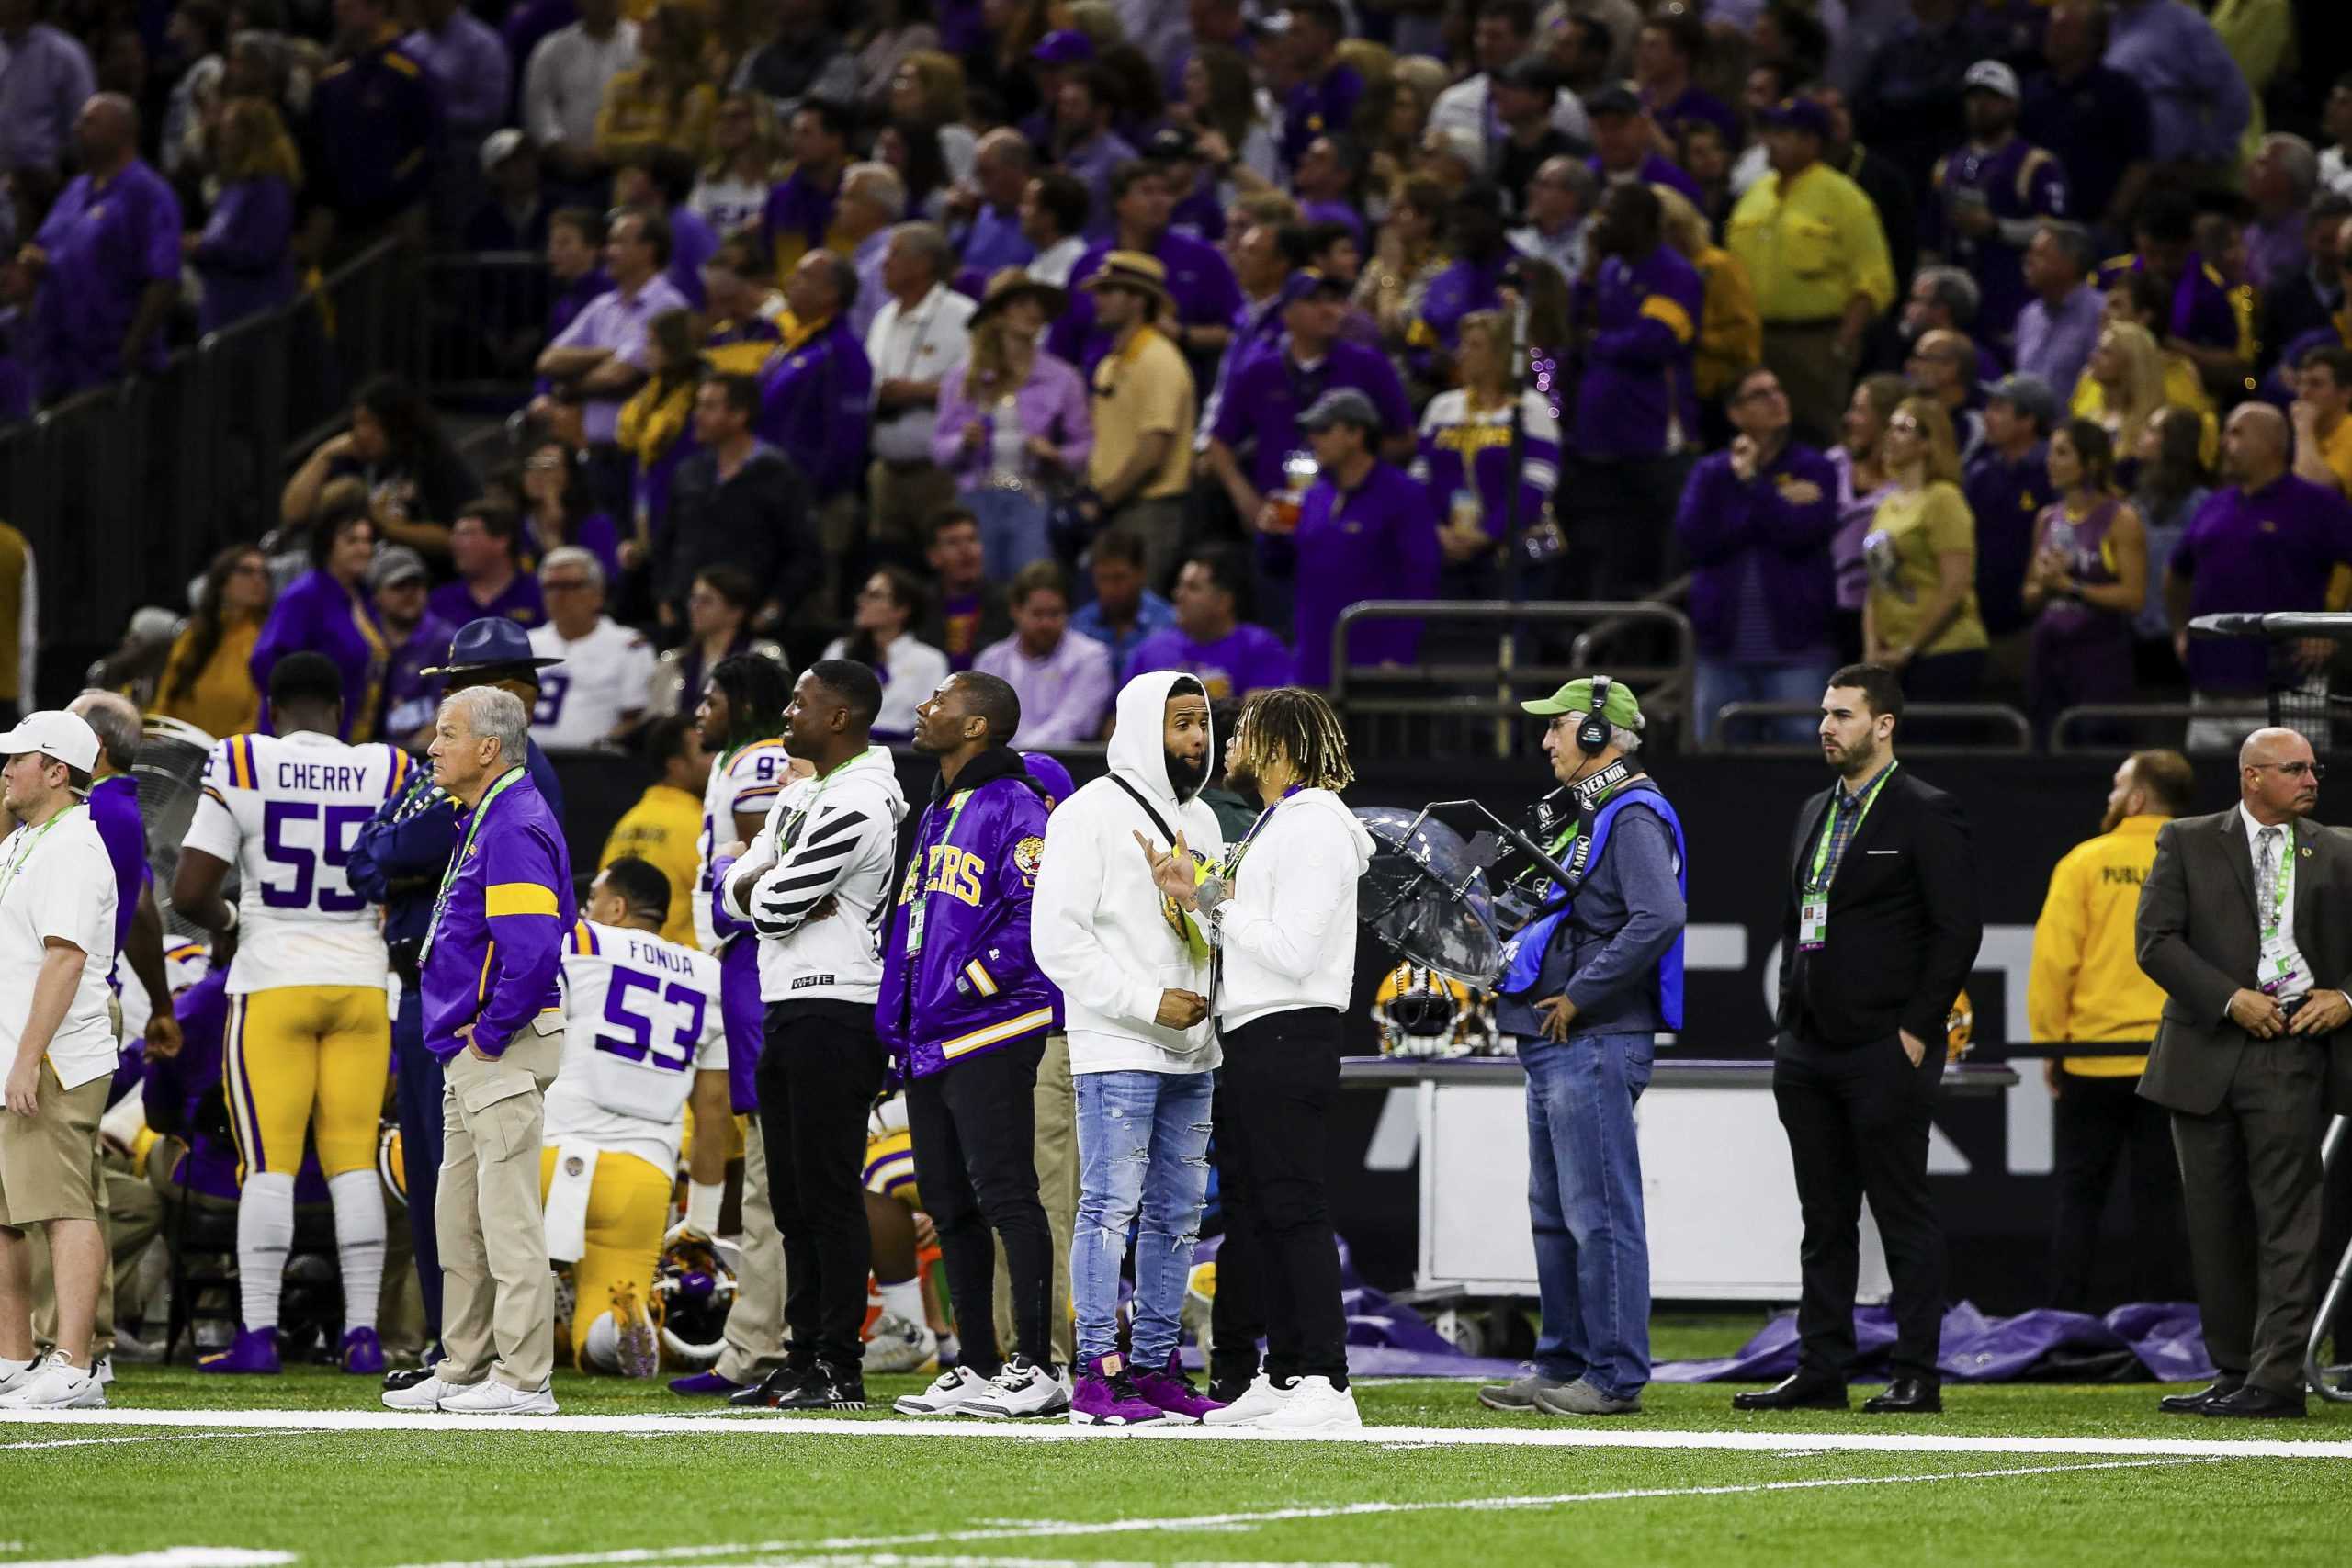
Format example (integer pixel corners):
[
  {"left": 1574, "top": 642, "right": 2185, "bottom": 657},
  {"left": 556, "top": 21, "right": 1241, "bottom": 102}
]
[
  {"left": 710, "top": 651, "right": 792, "bottom": 751},
  {"left": 1235, "top": 687, "right": 1354, "bottom": 794}
]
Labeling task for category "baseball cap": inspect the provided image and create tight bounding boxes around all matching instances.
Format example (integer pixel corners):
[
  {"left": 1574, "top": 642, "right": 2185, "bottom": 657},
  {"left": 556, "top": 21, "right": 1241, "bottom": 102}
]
[
  {"left": 1981, "top": 371, "right": 2058, "bottom": 428},
  {"left": 1144, "top": 126, "right": 1199, "bottom": 163},
  {"left": 1274, "top": 268, "right": 1351, "bottom": 310},
  {"left": 368, "top": 543, "right": 431, "bottom": 592},
  {"left": 0, "top": 710, "right": 101, "bottom": 774},
  {"left": 1521, "top": 677, "right": 1645, "bottom": 729},
  {"left": 479, "top": 127, "right": 528, "bottom": 175},
  {"left": 1584, "top": 81, "right": 1643, "bottom": 118},
  {"left": 1759, "top": 96, "right": 1833, "bottom": 140},
  {"left": 1962, "top": 60, "right": 2020, "bottom": 102},
  {"left": 1029, "top": 28, "right": 1093, "bottom": 65},
  {"left": 1493, "top": 54, "right": 1557, "bottom": 96},
  {"left": 1298, "top": 387, "right": 1382, "bottom": 434}
]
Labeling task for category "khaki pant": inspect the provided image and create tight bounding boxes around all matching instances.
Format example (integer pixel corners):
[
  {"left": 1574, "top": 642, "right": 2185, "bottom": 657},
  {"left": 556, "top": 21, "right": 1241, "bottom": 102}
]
[
  {"left": 1107, "top": 496, "right": 1193, "bottom": 592},
  {"left": 714, "top": 1116, "right": 788, "bottom": 1384},
  {"left": 437, "top": 1031, "right": 560, "bottom": 1392},
  {"left": 811, "top": 492, "right": 865, "bottom": 623},
  {"left": 1760, "top": 321, "right": 1855, "bottom": 450},
  {"left": 993, "top": 1032, "right": 1077, "bottom": 1367},
  {"left": 867, "top": 459, "right": 959, "bottom": 556},
  {"left": 29, "top": 1147, "right": 162, "bottom": 1359}
]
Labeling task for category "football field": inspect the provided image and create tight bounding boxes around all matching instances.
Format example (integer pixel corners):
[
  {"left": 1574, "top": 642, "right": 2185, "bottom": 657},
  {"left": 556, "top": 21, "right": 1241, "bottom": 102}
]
[{"left": 9, "top": 1330, "right": 2352, "bottom": 1568}]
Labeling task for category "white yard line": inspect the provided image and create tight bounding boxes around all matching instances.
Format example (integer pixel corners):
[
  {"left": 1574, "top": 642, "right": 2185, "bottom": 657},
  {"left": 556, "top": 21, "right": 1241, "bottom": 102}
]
[
  {"left": 0, "top": 1551, "right": 297, "bottom": 1568},
  {"left": 0, "top": 1432, "right": 281, "bottom": 1454},
  {"left": 2, "top": 1405, "right": 2349, "bottom": 1461},
  {"left": 380, "top": 1458, "right": 2218, "bottom": 1568}
]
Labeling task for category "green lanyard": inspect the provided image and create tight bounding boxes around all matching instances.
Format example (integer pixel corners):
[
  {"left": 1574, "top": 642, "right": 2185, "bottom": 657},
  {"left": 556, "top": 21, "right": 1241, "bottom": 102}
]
[
  {"left": 903, "top": 786, "right": 978, "bottom": 955},
  {"left": 420, "top": 767, "right": 527, "bottom": 964},
  {"left": 1806, "top": 761, "right": 1898, "bottom": 894},
  {"left": 2260, "top": 824, "right": 2295, "bottom": 941},
  {"left": 0, "top": 804, "right": 85, "bottom": 908}
]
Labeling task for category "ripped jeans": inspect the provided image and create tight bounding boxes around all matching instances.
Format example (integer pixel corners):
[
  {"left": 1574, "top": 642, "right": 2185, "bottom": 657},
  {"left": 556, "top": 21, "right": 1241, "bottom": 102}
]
[{"left": 1072, "top": 1067, "right": 1216, "bottom": 1369}]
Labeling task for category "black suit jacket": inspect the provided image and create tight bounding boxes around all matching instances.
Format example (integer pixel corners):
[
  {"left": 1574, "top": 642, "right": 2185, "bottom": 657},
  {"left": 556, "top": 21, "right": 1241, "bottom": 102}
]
[
  {"left": 2133, "top": 807, "right": 2352, "bottom": 1116},
  {"left": 1775, "top": 765, "right": 1983, "bottom": 1048}
]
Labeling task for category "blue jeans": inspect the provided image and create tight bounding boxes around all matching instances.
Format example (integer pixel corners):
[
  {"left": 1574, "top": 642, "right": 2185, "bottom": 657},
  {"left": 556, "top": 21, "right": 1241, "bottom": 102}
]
[
  {"left": 1072, "top": 1069, "right": 1216, "bottom": 1367},
  {"left": 1523, "top": 1031, "right": 1655, "bottom": 1399},
  {"left": 1693, "top": 656, "right": 1838, "bottom": 745},
  {"left": 964, "top": 487, "right": 1053, "bottom": 582}
]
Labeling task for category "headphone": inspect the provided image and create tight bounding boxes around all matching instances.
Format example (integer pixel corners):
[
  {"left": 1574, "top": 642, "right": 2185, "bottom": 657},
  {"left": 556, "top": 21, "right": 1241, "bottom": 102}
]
[{"left": 1576, "top": 675, "right": 1615, "bottom": 757}]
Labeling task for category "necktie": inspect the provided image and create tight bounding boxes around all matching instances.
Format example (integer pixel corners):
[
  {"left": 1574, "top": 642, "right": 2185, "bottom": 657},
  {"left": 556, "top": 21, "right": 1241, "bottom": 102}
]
[{"left": 2258, "top": 827, "right": 2281, "bottom": 928}]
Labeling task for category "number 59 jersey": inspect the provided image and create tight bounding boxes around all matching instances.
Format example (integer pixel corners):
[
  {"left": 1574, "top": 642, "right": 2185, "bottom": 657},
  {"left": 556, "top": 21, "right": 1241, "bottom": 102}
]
[
  {"left": 181, "top": 731, "right": 413, "bottom": 994},
  {"left": 548, "top": 920, "right": 729, "bottom": 1173}
]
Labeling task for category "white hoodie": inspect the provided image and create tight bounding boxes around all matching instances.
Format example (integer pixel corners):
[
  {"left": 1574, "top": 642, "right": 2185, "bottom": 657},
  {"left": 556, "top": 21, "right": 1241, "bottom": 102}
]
[
  {"left": 1032, "top": 671, "right": 1227, "bottom": 1075},
  {"left": 1212, "top": 786, "right": 1375, "bottom": 1032},
  {"left": 724, "top": 745, "right": 910, "bottom": 1006}
]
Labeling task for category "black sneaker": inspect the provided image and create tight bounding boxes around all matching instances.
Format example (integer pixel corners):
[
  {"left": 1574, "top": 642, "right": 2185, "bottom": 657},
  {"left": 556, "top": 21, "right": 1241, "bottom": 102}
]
[
  {"left": 771, "top": 1364, "right": 867, "bottom": 1411},
  {"left": 730, "top": 1363, "right": 816, "bottom": 1408},
  {"left": 1208, "top": 1367, "right": 1259, "bottom": 1405}
]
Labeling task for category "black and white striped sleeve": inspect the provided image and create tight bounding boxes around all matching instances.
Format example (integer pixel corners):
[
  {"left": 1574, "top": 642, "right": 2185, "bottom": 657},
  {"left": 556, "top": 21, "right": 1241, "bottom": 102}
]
[{"left": 744, "top": 798, "right": 886, "bottom": 940}]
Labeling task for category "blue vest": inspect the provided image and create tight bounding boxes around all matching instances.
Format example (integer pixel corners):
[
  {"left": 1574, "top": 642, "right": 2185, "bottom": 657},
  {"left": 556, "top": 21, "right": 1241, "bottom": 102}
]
[{"left": 1497, "top": 785, "right": 1687, "bottom": 1030}]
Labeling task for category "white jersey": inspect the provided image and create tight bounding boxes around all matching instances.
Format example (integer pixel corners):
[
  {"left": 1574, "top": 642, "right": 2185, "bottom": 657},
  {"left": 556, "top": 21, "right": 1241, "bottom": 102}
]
[
  {"left": 529, "top": 617, "right": 657, "bottom": 750},
  {"left": 546, "top": 919, "right": 728, "bottom": 1173},
  {"left": 181, "top": 730, "right": 409, "bottom": 995},
  {"left": 694, "top": 736, "right": 791, "bottom": 954}
]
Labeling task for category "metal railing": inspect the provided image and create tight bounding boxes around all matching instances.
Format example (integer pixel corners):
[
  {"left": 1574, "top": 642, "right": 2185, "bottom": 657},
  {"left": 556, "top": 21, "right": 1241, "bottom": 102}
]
[
  {"left": 1710, "top": 700, "right": 2033, "bottom": 755},
  {"left": 0, "top": 236, "right": 420, "bottom": 677},
  {"left": 419, "top": 253, "right": 554, "bottom": 409},
  {"left": 1329, "top": 600, "right": 1696, "bottom": 759},
  {"left": 2049, "top": 701, "right": 2278, "bottom": 755}
]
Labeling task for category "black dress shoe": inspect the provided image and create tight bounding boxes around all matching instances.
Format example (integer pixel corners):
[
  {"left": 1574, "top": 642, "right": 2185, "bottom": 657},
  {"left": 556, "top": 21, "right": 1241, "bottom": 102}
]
[
  {"left": 1860, "top": 1377, "right": 1942, "bottom": 1414},
  {"left": 2200, "top": 1382, "right": 2306, "bottom": 1419},
  {"left": 2158, "top": 1376, "right": 2244, "bottom": 1415},
  {"left": 1732, "top": 1373, "right": 1849, "bottom": 1411},
  {"left": 730, "top": 1363, "right": 815, "bottom": 1408}
]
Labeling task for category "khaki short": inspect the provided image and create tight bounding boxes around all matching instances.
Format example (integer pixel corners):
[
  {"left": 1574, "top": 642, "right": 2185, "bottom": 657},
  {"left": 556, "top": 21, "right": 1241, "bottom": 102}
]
[{"left": 0, "top": 1064, "right": 108, "bottom": 1227}]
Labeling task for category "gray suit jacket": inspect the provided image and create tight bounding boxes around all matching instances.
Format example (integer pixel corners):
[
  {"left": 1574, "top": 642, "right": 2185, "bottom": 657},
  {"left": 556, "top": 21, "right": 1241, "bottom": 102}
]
[{"left": 2134, "top": 807, "right": 2352, "bottom": 1116}]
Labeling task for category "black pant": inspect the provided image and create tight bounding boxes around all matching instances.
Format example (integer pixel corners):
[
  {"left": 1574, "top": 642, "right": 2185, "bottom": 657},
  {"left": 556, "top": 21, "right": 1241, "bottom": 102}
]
[
  {"left": 757, "top": 998, "right": 888, "bottom": 1373},
  {"left": 1772, "top": 1032, "right": 1949, "bottom": 1383},
  {"left": 905, "top": 1033, "right": 1051, "bottom": 1378},
  {"left": 1217, "top": 1008, "right": 1348, "bottom": 1388},
  {"left": 1565, "top": 454, "right": 1689, "bottom": 604},
  {"left": 2048, "top": 1067, "right": 2188, "bottom": 1312},
  {"left": 1208, "top": 1067, "right": 1265, "bottom": 1390},
  {"left": 2170, "top": 1039, "right": 2329, "bottom": 1395}
]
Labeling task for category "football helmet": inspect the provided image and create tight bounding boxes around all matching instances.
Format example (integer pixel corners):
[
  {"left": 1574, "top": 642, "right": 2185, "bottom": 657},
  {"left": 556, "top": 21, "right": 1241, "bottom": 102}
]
[
  {"left": 1946, "top": 987, "right": 1974, "bottom": 1059},
  {"left": 1372, "top": 964, "right": 1498, "bottom": 1057},
  {"left": 655, "top": 1235, "right": 738, "bottom": 1369},
  {"left": 376, "top": 1123, "right": 406, "bottom": 1206}
]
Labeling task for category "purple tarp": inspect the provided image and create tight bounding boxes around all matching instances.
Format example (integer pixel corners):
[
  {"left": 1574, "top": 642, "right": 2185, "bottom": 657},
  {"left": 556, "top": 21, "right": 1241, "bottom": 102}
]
[{"left": 1655, "top": 1301, "right": 2216, "bottom": 1385}]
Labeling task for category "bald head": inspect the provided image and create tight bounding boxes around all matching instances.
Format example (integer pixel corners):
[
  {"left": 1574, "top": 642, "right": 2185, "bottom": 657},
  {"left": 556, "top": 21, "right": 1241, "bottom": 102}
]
[
  {"left": 76, "top": 93, "right": 138, "bottom": 167},
  {"left": 2221, "top": 401, "right": 2290, "bottom": 487},
  {"left": 69, "top": 690, "right": 142, "bottom": 776},
  {"left": 2240, "top": 725, "right": 2320, "bottom": 822}
]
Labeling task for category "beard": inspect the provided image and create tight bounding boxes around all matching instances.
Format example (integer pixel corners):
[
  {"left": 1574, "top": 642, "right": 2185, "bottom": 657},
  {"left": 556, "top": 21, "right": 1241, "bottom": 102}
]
[
  {"left": 1165, "top": 748, "right": 1209, "bottom": 801},
  {"left": 2099, "top": 799, "right": 2126, "bottom": 835},
  {"left": 1225, "top": 761, "right": 1259, "bottom": 800}
]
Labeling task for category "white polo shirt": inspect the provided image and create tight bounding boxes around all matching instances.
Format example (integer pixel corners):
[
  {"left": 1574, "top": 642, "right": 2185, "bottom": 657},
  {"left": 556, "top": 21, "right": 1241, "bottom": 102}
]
[
  {"left": 0, "top": 802, "right": 120, "bottom": 1089},
  {"left": 865, "top": 282, "right": 975, "bottom": 464}
]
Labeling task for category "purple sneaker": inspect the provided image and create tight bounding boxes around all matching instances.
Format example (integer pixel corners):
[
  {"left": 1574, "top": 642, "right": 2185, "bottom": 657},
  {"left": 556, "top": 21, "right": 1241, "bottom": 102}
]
[
  {"left": 338, "top": 1327, "right": 385, "bottom": 1375},
  {"left": 1069, "top": 1353, "right": 1170, "bottom": 1427},
  {"left": 197, "top": 1325, "right": 280, "bottom": 1375},
  {"left": 668, "top": 1369, "right": 752, "bottom": 1397},
  {"left": 1134, "top": 1351, "right": 1225, "bottom": 1423}
]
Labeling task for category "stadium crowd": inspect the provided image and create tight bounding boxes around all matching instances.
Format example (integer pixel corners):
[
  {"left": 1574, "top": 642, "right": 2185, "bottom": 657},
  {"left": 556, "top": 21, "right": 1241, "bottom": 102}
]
[{"left": 0, "top": 0, "right": 2349, "bottom": 746}]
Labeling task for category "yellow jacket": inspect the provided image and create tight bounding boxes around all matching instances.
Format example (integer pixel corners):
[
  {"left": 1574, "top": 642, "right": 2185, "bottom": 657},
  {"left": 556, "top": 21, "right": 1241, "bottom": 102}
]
[
  {"left": 2027, "top": 814, "right": 2170, "bottom": 1075},
  {"left": 1693, "top": 245, "right": 1763, "bottom": 401},
  {"left": 600, "top": 783, "right": 704, "bottom": 950},
  {"left": 1724, "top": 160, "right": 1895, "bottom": 324}
]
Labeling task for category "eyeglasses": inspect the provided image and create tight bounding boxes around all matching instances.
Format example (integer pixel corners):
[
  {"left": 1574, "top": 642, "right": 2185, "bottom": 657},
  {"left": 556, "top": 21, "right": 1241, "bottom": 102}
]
[
  {"left": 543, "top": 578, "right": 594, "bottom": 594},
  {"left": 230, "top": 561, "right": 269, "bottom": 577},
  {"left": 1886, "top": 415, "right": 1923, "bottom": 434},
  {"left": 2252, "top": 761, "right": 2326, "bottom": 779}
]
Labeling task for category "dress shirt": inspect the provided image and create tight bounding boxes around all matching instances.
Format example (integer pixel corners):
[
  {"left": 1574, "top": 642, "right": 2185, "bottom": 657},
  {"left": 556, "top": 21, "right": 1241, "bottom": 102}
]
[
  {"left": 2104, "top": 0, "right": 2252, "bottom": 167},
  {"left": 865, "top": 282, "right": 977, "bottom": 464},
  {"left": 0, "top": 23, "right": 94, "bottom": 173},
  {"left": 2239, "top": 803, "right": 2309, "bottom": 998},
  {"left": 2013, "top": 284, "right": 2106, "bottom": 397},
  {"left": 524, "top": 20, "right": 639, "bottom": 152},
  {"left": 404, "top": 9, "right": 511, "bottom": 135},
  {"left": 548, "top": 273, "right": 692, "bottom": 443}
]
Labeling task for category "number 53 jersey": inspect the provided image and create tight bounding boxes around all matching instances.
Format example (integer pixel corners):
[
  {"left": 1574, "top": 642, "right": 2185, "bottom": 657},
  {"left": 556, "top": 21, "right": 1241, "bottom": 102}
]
[
  {"left": 182, "top": 730, "right": 414, "bottom": 993},
  {"left": 548, "top": 920, "right": 728, "bottom": 1172}
]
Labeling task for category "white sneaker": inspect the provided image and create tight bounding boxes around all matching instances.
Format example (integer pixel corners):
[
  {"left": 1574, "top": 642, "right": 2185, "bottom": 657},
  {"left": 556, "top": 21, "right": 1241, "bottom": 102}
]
[
  {"left": 383, "top": 1374, "right": 467, "bottom": 1411},
  {"left": 862, "top": 1312, "right": 940, "bottom": 1375},
  {"left": 0, "top": 1357, "right": 38, "bottom": 1398},
  {"left": 436, "top": 1379, "right": 559, "bottom": 1415},
  {"left": 892, "top": 1365, "right": 994, "bottom": 1416},
  {"left": 962, "top": 1357, "right": 1071, "bottom": 1419},
  {"left": 0, "top": 1352, "right": 105, "bottom": 1410},
  {"left": 1249, "top": 1375, "right": 1362, "bottom": 1430},
  {"left": 1202, "top": 1372, "right": 1288, "bottom": 1426},
  {"left": 94, "top": 1354, "right": 113, "bottom": 1387}
]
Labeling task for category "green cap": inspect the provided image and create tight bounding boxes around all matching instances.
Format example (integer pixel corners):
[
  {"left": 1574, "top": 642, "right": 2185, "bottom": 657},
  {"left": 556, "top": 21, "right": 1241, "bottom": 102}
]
[{"left": 1521, "top": 677, "right": 1645, "bottom": 728}]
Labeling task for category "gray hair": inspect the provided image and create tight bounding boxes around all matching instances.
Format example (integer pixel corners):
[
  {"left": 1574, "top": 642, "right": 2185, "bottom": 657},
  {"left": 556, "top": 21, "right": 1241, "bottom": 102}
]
[
  {"left": 2262, "top": 133, "right": 2319, "bottom": 202},
  {"left": 890, "top": 220, "right": 954, "bottom": 282},
  {"left": 1915, "top": 265, "right": 1980, "bottom": 326},
  {"left": 1570, "top": 710, "right": 1643, "bottom": 757},
  {"left": 69, "top": 690, "right": 142, "bottom": 773},
  {"left": 976, "top": 128, "right": 1033, "bottom": 173},
  {"left": 442, "top": 686, "right": 530, "bottom": 771},
  {"left": 2034, "top": 219, "right": 2095, "bottom": 277},
  {"left": 539, "top": 545, "right": 604, "bottom": 595},
  {"left": 1533, "top": 154, "right": 1598, "bottom": 203},
  {"left": 843, "top": 161, "right": 907, "bottom": 222}
]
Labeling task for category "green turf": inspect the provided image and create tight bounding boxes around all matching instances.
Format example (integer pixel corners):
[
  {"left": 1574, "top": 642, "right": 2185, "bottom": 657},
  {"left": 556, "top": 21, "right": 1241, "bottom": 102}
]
[{"left": 6, "top": 1351, "right": 2349, "bottom": 1568}]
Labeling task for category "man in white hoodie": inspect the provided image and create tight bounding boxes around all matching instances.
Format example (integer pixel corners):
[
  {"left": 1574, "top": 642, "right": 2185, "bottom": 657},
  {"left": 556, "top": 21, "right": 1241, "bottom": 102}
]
[
  {"left": 1142, "top": 687, "right": 1374, "bottom": 1432},
  {"left": 719, "top": 660, "right": 909, "bottom": 1414},
  {"left": 1032, "top": 671, "right": 1227, "bottom": 1426}
]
